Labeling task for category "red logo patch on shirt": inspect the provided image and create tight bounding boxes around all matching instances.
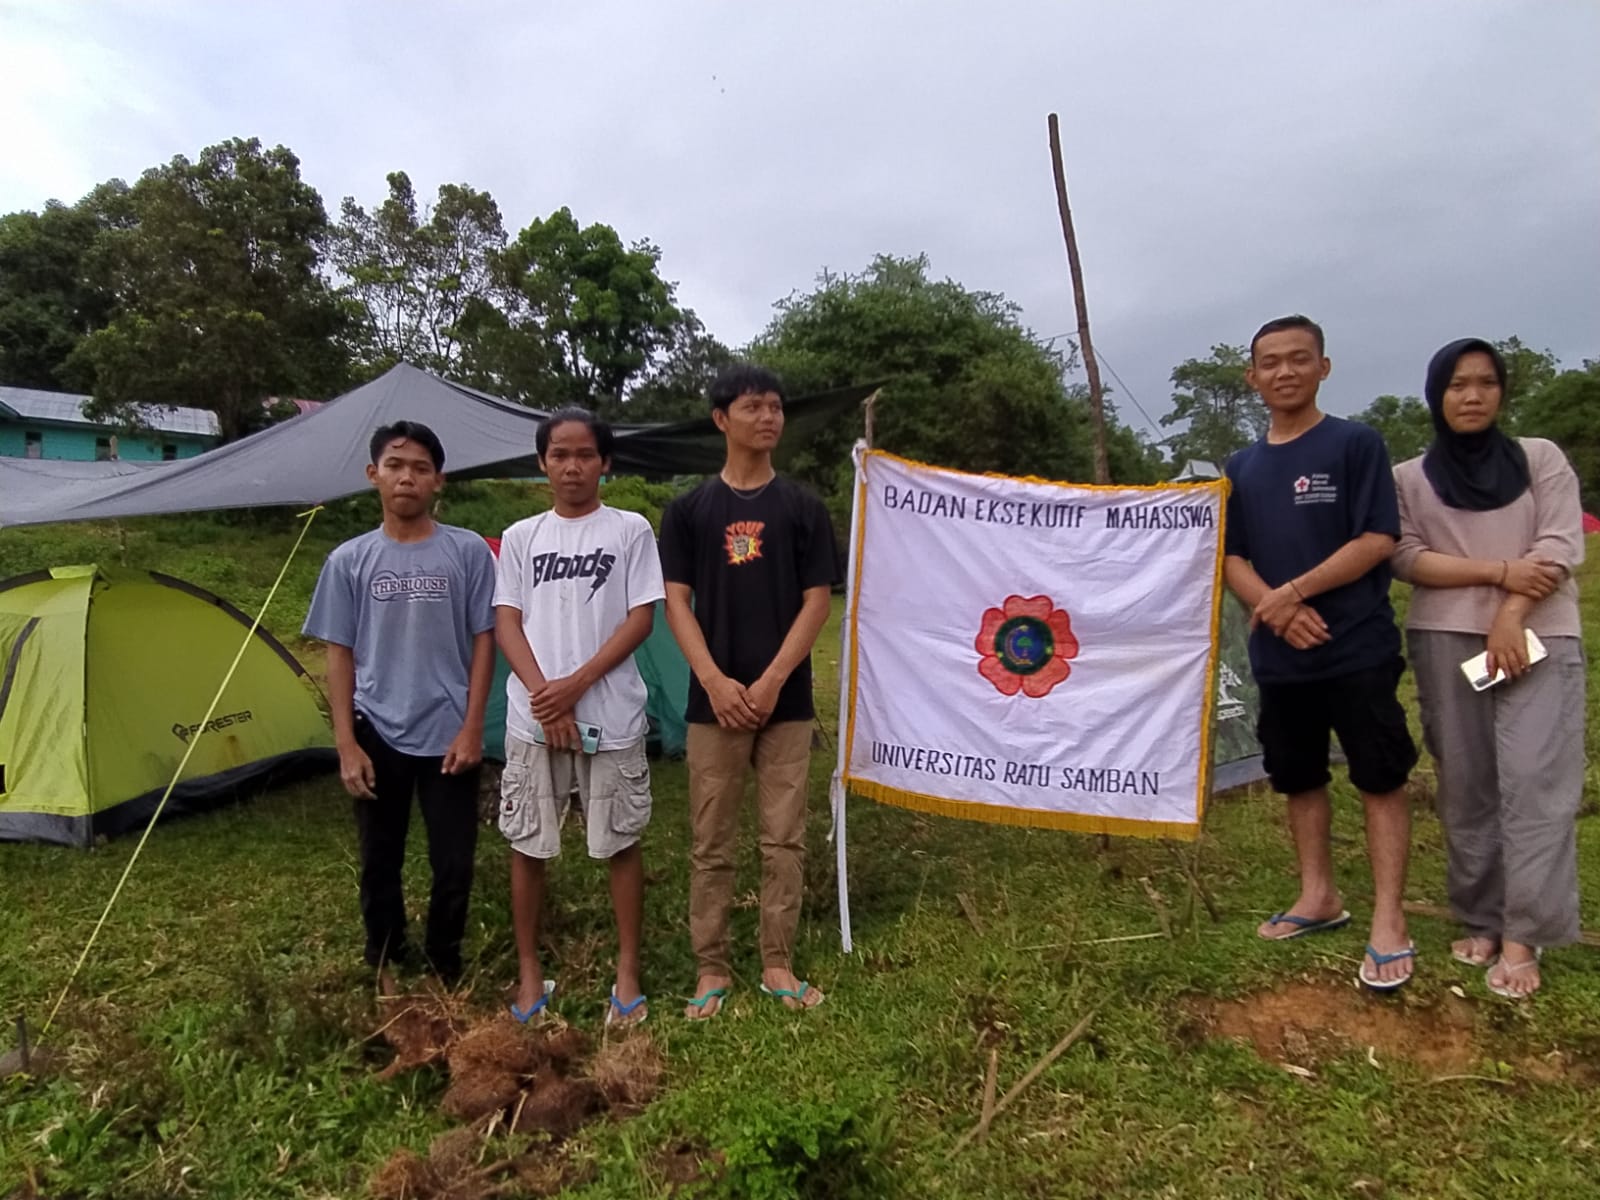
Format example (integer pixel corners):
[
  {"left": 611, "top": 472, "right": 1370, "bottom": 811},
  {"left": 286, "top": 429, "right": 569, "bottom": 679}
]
[{"left": 724, "top": 520, "right": 765, "bottom": 565}]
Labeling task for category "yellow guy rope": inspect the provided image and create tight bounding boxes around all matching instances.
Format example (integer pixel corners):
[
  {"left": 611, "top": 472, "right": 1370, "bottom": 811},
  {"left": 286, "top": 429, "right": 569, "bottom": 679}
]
[{"left": 41, "top": 506, "right": 324, "bottom": 1037}]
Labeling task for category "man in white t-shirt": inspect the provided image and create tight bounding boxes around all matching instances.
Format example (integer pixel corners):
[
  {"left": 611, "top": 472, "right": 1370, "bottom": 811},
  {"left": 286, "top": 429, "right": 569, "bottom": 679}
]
[{"left": 493, "top": 408, "right": 666, "bottom": 1026}]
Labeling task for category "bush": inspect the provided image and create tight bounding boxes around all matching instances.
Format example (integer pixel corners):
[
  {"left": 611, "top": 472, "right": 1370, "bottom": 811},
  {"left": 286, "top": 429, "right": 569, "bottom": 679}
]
[
  {"left": 598, "top": 475, "right": 682, "bottom": 532},
  {"left": 701, "top": 1086, "right": 898, "bottom": 1200}
]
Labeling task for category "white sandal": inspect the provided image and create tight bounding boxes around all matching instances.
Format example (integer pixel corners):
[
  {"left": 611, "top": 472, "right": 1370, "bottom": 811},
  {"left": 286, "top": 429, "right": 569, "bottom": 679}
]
[
  {"left": 1486, "top": 949, "right": 1542, "bottom": 1000},
  {"left": 1450, "top": 936, "right": 1499, "bottom": 967}
]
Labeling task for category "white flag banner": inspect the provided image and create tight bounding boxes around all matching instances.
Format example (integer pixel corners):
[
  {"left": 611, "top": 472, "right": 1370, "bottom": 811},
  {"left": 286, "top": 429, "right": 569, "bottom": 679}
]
[{"left": 839, "top": 448, "right": 1228, "bottom": 842}]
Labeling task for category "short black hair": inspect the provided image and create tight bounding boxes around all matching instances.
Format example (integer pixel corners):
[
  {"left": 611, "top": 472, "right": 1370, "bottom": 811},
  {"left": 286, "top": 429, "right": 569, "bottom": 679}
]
[
  {"left": 536, "top": 406, "right": 614, "bottom": 460},
  {"left": 709, "top": 363, "right": 786, "bottom": 412},
  {"left": 370, "top": 421, "right": 444, "bottom": 470},
  {"left": 1250, "top": 315, "right": 1326, "bottom": 360}
]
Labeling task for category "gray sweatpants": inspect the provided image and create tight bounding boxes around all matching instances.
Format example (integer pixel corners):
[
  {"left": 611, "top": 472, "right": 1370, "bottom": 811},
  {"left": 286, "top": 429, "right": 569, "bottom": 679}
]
[{"left": 1410, "top": 630, "right": 1586, "bottom": 947}]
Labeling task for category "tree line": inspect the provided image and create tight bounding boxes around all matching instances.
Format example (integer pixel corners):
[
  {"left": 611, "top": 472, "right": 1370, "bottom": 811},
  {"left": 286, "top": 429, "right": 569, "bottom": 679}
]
[
  {"left": 1, "top": 135, "right": 1593, "bottom": 510},
  {"left": 1163, "top": 338, "right": 1600, "bottom": 509}
]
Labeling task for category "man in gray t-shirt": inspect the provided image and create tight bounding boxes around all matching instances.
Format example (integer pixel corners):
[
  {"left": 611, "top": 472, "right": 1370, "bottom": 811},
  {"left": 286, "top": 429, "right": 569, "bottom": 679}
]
[{"left": 303, "top": 421, "right": 496, "bottom": 987}]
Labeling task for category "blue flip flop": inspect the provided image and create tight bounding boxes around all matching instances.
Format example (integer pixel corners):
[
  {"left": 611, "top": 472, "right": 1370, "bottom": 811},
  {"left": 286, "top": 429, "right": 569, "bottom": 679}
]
[
  {"left": 606, "top": 988, "right": 649, "bottom": 1027},
  {"left": 1358, "top": 943, "right": 1416, "bottom": 991},
  {"left": 1259, "top": 909, "right": 1352, "bottom": 940},
  {"left": 509, "top": 978, "right": 556, "bottom": 1023}
]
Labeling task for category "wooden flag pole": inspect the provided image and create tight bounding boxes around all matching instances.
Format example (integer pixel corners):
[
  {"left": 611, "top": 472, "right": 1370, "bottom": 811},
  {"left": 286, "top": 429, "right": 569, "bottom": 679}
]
[{"left": 1048, "top": 113, "right": 1110, "bottom": 485}]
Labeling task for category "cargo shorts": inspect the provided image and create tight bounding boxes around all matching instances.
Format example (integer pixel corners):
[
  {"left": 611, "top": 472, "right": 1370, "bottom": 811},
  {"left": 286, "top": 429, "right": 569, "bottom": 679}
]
[{"left": 498, "top": 732, "right": 651, "bottom": 860}]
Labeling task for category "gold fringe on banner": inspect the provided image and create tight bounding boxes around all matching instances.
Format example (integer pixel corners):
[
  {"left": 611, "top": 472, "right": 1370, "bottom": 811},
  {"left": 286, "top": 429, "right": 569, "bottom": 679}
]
[{"left": 843, "top": 776, "right": 1202, "bottom": 842}]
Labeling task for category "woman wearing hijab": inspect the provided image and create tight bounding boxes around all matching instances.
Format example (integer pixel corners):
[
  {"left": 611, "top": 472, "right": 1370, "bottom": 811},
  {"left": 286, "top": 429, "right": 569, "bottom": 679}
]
[{"left": 1391, "top": 338, "right": 1586, "bottom": 999}]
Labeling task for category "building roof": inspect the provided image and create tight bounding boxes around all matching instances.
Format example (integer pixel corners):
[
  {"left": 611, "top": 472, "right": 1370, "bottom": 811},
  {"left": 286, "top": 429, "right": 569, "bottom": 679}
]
[{"left": 0, "top": 385, "right": 221, "bottom": 438}]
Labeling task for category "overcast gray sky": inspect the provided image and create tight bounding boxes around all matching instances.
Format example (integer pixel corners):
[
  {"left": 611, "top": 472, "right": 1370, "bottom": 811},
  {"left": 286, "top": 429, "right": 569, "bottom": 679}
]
[{"left": 3, "top": 0, "right": 1596, "bottom": 439}]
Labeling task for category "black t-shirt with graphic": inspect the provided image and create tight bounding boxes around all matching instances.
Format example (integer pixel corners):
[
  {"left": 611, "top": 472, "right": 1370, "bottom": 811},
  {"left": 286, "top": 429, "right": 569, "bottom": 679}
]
[
  {"left": 1223, "top": 415, "right": 1401, "bottom": 684},
  {"left": 659, "top": 476, "right": 839, "bottom": 724}
]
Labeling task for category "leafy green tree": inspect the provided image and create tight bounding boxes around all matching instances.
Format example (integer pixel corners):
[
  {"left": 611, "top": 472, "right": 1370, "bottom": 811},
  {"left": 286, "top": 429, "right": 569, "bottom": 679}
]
[
  {"left": 69, "top": 138, "right": 349, "bottom": 441},
  {"left": 747, "top": 254, "right": 1159, "bottom": 527},
  {"left": 1100, "top": 400, "right": 1169, "bottom": 484},
  {"left": 1160, "top": 345, "right": 1263, "bottom": 468},
  {"left": 1515, "top": 364, "right": 1600, "bottom": 510},
  {"left": 1352, "top": 394, "right": 1432, "bottom": 464},
  {"left": 329, "top": 172, "right": 506, "bottom": 376},
  {"left": 1494, "top": 335, "right": 1559, "bottom": 414},
  {"left": 623, "top": 313, "right": 733, "bottom": 422},
  {"left": 0, "top": 187, "right": 128, "bottom": 390},
  {"left": 463, "top": 207, "right": 683, "bottom": 411}
]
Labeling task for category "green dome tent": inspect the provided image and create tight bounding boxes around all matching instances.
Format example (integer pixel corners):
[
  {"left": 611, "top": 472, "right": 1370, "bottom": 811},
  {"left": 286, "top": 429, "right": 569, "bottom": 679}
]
[{"left": 0, "top": 566, "right": 336, "bottom": 846}]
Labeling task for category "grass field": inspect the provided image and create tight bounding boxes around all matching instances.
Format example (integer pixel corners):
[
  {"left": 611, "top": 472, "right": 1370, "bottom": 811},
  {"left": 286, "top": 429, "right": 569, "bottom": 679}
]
[{"left": 2, "top": 509, "right": 1598, "bottom": 1199}]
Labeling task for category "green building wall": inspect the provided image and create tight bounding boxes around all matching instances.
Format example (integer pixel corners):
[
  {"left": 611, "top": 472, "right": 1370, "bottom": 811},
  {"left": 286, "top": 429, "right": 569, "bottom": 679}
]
[{"left": 0, "top": 421, "right": 215, "bottom": 462}]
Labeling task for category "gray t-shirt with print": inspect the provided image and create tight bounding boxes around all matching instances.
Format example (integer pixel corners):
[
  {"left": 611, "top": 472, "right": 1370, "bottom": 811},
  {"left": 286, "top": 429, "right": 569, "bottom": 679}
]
[{"left": 303, "top": 522, "right": 496, "bottom": 756}]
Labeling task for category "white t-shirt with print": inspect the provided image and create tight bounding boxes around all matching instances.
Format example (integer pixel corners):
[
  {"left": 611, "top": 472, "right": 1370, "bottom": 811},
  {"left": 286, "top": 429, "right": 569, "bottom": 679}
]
[{"left": 493, "top": 505, "right": 666, "bottom": 750}]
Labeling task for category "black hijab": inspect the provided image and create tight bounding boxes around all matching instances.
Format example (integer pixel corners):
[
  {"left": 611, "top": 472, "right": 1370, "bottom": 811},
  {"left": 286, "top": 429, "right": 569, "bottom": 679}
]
[{"left": 1420, "top": 338, "right": 1530, "bottom": 511}]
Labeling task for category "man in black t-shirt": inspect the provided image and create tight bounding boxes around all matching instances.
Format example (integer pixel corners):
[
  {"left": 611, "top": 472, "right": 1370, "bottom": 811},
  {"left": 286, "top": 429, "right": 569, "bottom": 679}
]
[
  {"left": 1224, "top": 315, "right": 1418, "bottom": 991},
  {"left": 659, "top": 364, "right": 838, "bottom": 1018}
]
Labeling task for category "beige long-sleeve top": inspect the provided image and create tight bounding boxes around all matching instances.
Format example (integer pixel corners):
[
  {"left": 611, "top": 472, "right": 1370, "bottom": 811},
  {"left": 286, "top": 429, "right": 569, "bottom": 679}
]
[{"left": 1393, "top": 437, "right": 1584, "bottom": 637}]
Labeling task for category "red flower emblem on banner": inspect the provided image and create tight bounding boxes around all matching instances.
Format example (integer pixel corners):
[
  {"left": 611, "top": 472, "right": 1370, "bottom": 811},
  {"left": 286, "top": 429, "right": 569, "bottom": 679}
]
[{"left": 976, "top": 595, "right": 1079, "bottom": 697}]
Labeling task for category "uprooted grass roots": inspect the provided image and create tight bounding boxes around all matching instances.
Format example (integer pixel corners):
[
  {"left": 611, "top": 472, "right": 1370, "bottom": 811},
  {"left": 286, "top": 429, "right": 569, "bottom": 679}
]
[{"left": 368, "top": 990, "right": 663, "bottom": 1197}]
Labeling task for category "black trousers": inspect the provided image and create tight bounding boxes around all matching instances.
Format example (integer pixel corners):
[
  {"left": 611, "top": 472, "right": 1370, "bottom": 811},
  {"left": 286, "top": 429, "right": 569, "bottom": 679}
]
[{"left": 353, "top": 714, "right": 479, "bottom": 981}]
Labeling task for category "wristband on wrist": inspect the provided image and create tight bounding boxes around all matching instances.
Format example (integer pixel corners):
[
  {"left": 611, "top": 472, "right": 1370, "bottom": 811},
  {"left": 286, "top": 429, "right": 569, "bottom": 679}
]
[
  {"left": 1289, "top": 580, "right": 1305, "bottom": 600},
  {"left": 1497, "top": 560, "right": 1508, "bottom": 586}
]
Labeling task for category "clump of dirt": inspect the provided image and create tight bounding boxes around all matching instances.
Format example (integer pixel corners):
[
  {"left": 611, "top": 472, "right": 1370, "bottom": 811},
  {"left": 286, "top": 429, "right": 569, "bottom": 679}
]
[
  {"left": 510, "top": 1067, "right": 605, "bottom": 1139},
  {"left": 513, "top": 1151, "right": 597, "bottom": 1197},
  {"left": 369, "top": 1146, "right": 443, "bottom": 1199},
  {"left": 374, "top": 992, "right": 467, "bottom": 1081},
  {"left": 589, "top": 1035, "right": 666, "bottom": 1114},
  {"left": 369, "top": 990, "right": 665, "bottom": 1197},
  {"left": 1184, "top": 980, "right": 1598, "bottom": 1083},
  {"left": 370, "top": 1129, "right": 596, "bottom": 1200},
  {"left": 652, "top": 1141, "right": 717, "bottom": 1189},
  {"left": 441, "top": 1015, "right": 550, "bottom": 1121}
]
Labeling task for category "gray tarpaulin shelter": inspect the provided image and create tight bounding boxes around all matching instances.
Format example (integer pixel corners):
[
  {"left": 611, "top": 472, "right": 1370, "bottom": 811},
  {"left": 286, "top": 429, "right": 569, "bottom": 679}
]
[
  {"left": 2, "top": 364, "right": 878, "bottom": 528},
  {"left": 0, "top": 458, "right": 174, "bottom": 526}
]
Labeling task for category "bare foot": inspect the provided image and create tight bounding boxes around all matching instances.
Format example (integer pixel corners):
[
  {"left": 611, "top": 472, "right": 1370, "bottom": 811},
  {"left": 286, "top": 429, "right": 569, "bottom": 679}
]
[
  {"left": 377, "top": 966, "right": 399, "bottom": 997},
  {"left": 1451, "top": 935, "right": 1499, "bottom": 966},
  {"left": 1487, "top": 943, "right": 1541, "bottom": 999},
  {"left": 684, "top": 974, "right": 731, "bottom": 1021},
  {"left": 761, "top": 966, "right": 825, "bottom": 1010}
]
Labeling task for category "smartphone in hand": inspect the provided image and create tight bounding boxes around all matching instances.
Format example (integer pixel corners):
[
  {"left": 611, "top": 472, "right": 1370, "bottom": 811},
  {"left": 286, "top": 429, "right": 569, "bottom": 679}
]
[
  {"left": 1460, "top": 629, "right": 1548, "bottom": 692},
  {"left": 531, "top": 721, "right": 602, "bottom": 753}
]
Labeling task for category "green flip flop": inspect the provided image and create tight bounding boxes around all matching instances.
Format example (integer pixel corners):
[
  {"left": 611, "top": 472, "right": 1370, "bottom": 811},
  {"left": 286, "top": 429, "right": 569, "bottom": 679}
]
[
  {"left": 684, "top": 986, "right": 728, "bottom": 1021},
  {"left": 759, "top": 981, "right": 825, "bottom": 1010}
]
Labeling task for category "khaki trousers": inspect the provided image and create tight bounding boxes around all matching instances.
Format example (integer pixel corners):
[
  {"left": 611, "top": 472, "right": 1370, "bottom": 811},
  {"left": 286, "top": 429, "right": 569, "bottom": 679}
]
[{"left": 687, "top": 720, "right": 813, "bottom": 976}]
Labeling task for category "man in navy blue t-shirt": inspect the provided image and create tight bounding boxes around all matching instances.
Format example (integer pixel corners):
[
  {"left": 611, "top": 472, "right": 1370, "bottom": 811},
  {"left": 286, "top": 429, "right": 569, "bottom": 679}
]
[{"left": 1223, "top": 315, "right": 1419, "bottom": 990}]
